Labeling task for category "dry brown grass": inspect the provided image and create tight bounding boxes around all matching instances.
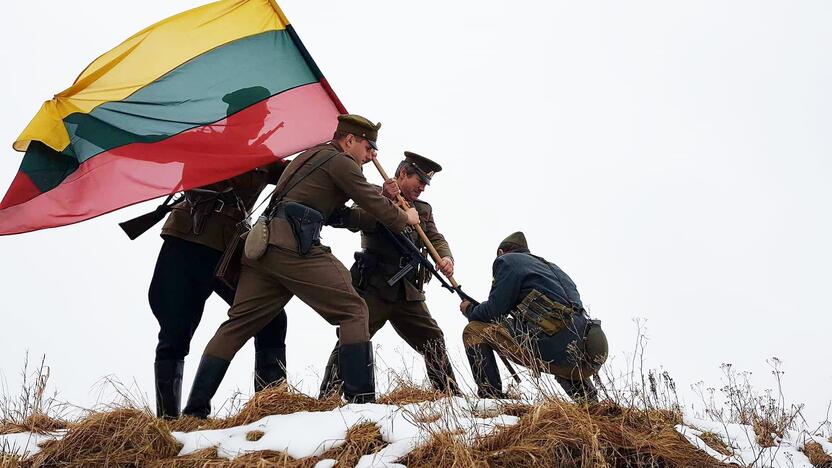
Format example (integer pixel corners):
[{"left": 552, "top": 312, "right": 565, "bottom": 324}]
[
  {"left": 150, "top": 448, "right": 220, "bottom": 468},
  {"left": 319, "top": 422, "right": 386, "bottom": 467},
  {"left": 215, "top": 450, "right": 296, "bottom": 467},
  {"left": 244, "top": 431, "right": 264, "bottom": 442},
  {"left": 23, "top": 408, "right": 179, "bottom": 467},
  {"left": 0, "top": 413, "right": 68, "bottom": 436},
  {"left": 377, "top": 382, "right": 445, "bottom": 406},
  {"left": 402, "top": 399, "right": 728, "bottom": 468},
  {"left": 472, "top": 402, "right": 533, "bottom": 420},
  {"left": 752, "top": 418, "right": 777, "bottom": 448},
  {"left": 1, "top": 454, "right": 22, "bottom": 468},
  {"left": 154, "top": 449, "right": 299, "bottom": 468},
  {"left": 168, "top": 384, "right": 342, "bottom": 432},
  {"left": 698, "top": 431, "right": 733, "bottom": 457},
  {"left": 803, "top": 441, "right": 832, "bottom": 468},
  {"left": 400, "top": 431, "right": 479, "bottom": 467}
]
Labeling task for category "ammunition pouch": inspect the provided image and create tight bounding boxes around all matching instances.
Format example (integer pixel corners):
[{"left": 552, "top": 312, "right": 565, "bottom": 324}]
[
  {"left": 270, "top": 202, "right": 323, "bottom": 256},
  {"left": 512, "top": 289, "right": 576, "bottom": 336},
  {"left": 186, "top": 189, "right": 243, "bottom": 236},
  {"left": 350, "top": 251, "right": 378, "bottom": 291}
]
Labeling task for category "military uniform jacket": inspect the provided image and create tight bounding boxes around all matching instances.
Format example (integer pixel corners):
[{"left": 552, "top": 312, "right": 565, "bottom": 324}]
[
  {"left": 340, "top": 195, "right": 452, "bottom": 302},
  {"left": 161, "top": 161, "right": 285, "bottom": 252},
  {"left": 467, "top": 251, "right": 582, "bottom": 323},
  {"left": 266, "top": 143, "right": 409, "bottom": 252}
]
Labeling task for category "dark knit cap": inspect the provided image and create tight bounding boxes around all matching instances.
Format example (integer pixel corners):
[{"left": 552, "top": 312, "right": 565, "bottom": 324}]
[{"left": 498, "top": 231, "right": 528, "bottom": 252}]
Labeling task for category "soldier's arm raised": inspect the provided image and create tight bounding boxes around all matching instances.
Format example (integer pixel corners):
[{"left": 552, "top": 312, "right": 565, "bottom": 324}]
[{"left": 332, "top": 157, "right": 410, "bottom": 232}]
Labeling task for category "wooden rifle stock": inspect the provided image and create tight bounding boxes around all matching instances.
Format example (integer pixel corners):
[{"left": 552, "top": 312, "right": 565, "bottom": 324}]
[{"left": 118, "top": 194, "right": 177, "bottom": 240}]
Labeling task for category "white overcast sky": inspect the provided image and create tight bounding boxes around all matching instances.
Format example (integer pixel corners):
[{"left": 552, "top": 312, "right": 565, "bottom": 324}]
[{"left": 1, "top": 1, "right": 830, "bottom": 423}]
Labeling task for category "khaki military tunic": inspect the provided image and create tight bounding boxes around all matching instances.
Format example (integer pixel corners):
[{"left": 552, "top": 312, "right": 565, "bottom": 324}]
[
  {"left": 161, "top": 162, "right": 284, "bottom": 252},
  {"left": 204, "top": 143, "right": 409, "bottom": 361},
  {"left": 341, "top": 198, "right": 452, "bottom": 351}
]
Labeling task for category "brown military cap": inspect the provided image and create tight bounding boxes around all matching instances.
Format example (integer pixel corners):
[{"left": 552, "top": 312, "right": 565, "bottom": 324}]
[
  {"left": 498, "top": 231, "right": 528, "bottom": 253},
  {"left": 337, "top": 114, "right": 381, "bottom": 149},
  {"left": 403, "top": 151, "right": 442, "bottom": 185}
]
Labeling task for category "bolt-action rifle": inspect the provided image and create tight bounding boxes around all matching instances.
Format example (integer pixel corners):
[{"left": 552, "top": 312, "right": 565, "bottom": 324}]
[
  {"left": 380, "top": 224, "right": 477, "bottom": 304},
  {"left": 380, "top": 224, "right": 522, "bottom": 384},
  {"left": 118, "top": 194, "right": 181, "bottom": 240}
]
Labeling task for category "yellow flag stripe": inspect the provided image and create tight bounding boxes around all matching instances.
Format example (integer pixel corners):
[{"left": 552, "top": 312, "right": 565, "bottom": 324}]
[{"left": 15, "top": 0, "right": 287, "bottom": 152}]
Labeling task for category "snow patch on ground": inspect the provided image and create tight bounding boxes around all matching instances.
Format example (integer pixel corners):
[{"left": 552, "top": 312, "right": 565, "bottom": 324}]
[
  {"left": 0, "top": 430, "right": 64, "bottom": 457},
  {"left": 3, "top": 398, "right": 831, "bottom": 467},
  {"left": 174, "top": 397, "right": 517, "bottom": 464},
  {"left": 676, "top": 414, "right": 831, "bottom": 467}
]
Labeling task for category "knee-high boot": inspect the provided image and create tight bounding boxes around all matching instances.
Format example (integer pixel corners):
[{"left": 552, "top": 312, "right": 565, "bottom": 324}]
[
  {"left": 465, "top": 344, "right": 506, "bottom": 399},
  {"left": 338, "top": 342, "right": 375, "bottom": 404},
  {"left": 154, "top": 360, "right": 184, "bottom": 419},
  {"left": 556, "top": 376, "right": 599, "bottom": 404},
  {"left": 318, "top": 346, "right": 342, "bottom": 399},
  {"left": 182, "top": 355, "right": 230, "bottom": 419},
  {"left": 254, "top": 347, "right": 286, "bottom": 392}
]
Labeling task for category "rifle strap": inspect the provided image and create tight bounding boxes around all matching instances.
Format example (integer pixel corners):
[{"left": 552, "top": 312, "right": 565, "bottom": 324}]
[
  {"left": 266, "top": 146, "right": 338, "bottom": 212},
  {"left": 159, "top": 193, "right": 175, "bottom": 208}
]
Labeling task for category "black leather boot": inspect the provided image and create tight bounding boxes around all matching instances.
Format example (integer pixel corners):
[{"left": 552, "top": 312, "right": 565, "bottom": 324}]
[
  {"left": 338, "top": 342, "right": 375, "bottom": 404},
  {"left": 465, "top": 344, "right": 506, "bottom": 399},
  {"left": 154, "top": 359, "right": 184, "bottom": 419},
  {"left": 318, "top": 346, "right": 342, "bottom": 399},
  {"left": 254, "top": 347, "right": 286, "bottom": 392},
  {"left": 182, "top": 355, "right": 230, "bottom": 419},
  {"left": 423, "top": 342, "right": 461, "bottom": 396},
  {"left": 556, "top": 376, "right": 599, "bottom": 404}
]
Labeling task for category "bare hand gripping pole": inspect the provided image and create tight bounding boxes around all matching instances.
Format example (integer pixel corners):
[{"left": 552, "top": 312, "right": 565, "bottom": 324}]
[{"left": 370, "top": 158, "right": 522, "bottom": 384}]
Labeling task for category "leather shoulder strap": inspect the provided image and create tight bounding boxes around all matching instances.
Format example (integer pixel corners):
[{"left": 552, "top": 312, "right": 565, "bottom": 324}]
[{"left": 270, "top": 146, "right": 338, "bottom": 205}]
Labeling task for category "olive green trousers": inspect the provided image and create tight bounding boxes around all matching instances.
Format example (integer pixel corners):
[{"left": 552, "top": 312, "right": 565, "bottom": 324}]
[{"left": 204, "top": 245, "right": 370, "bottom": 361}]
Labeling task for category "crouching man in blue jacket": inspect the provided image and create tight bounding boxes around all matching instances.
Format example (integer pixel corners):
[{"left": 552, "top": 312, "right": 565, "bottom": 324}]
[{"left": 460, "top": 232, "right": 608, "bottom": 403}]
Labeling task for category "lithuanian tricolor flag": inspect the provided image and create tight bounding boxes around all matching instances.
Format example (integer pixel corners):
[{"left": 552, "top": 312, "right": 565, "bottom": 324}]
[{"left": 0, "top": 0, "right": 346, "bottom": 235}]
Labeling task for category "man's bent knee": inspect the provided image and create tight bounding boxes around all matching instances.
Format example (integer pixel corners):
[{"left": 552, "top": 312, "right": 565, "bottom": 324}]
[{"left": 462, "top": 321, "right": 492, "bottom": 347}]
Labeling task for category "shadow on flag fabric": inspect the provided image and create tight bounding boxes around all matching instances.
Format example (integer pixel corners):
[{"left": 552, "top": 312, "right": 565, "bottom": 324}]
[{"left": 0, "top": 0, "right": 346, "bottom": 236}]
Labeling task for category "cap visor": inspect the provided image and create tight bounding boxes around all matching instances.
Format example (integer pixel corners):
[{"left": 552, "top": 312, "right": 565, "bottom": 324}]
[{"left": 368, "top": 140, "right": 378, "bottom": 150}]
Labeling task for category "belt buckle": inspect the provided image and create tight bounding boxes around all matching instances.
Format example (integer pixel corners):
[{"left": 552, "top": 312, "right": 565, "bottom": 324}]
[
  {"left": 398, "top": 256, "right": 409, "bottom": 268},
  {"left": 214, "top": 199, "right": 225, "bottom": 213}
]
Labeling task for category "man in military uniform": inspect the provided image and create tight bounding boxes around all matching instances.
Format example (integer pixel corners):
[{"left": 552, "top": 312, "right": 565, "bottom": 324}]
[
  {"left": 149, "top": 86, "right": 289, "bottom": 420},
  {"left": 183, "top": 114, "right": 420, "bottom": 418},
  {"left": 319, "top": 152, "right": 460, "bottom": 398},
  {"left": 460, "top": 232, "right": 608, "bottom": 403}
]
